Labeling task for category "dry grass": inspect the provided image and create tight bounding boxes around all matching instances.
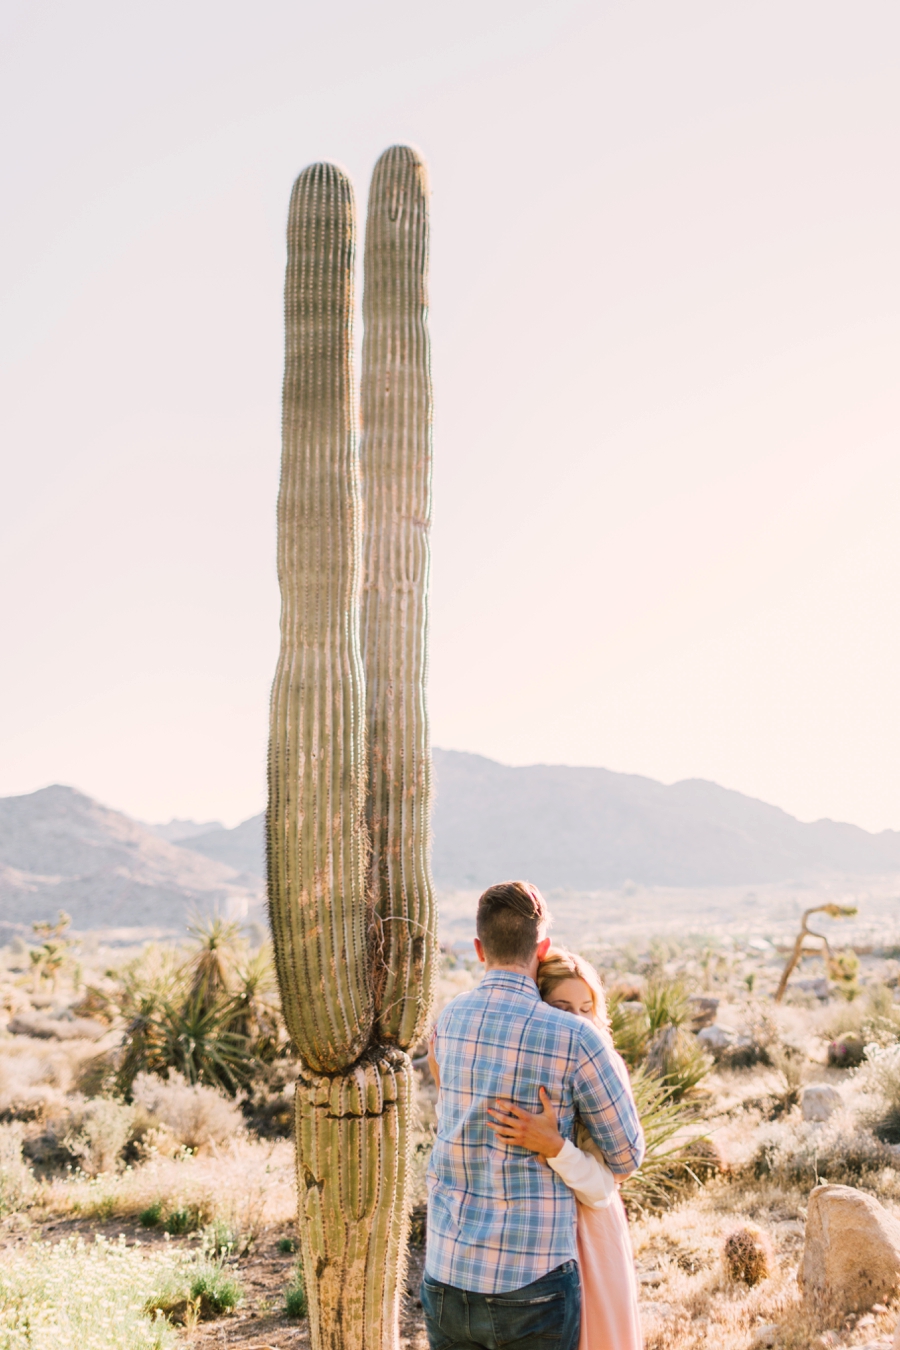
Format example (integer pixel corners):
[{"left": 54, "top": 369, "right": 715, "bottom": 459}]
[
  {"left": 40, "top": 1136, "right": 296, "bottom": 1235},
  {"left": 630, "top": 1180, "right": 900, "bottom": 1349}
]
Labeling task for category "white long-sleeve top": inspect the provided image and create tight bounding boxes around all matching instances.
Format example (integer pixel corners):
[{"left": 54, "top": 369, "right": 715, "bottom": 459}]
[{"left": 547, "top": 1131, "right": 618, "bottom": 1209}]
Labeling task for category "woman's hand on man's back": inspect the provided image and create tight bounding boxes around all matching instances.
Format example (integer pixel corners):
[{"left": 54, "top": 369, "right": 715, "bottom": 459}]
[{"left": 486, "top": 1087, "right": 564, "bottom": 1160}]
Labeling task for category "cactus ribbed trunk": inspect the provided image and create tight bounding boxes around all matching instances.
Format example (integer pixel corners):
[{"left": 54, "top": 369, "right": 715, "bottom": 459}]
[
  {"left": 267, "top": 162, "right": 373, "bottom": 1074},
  {"left": 269, "top": 148, "right": 436, "bottom": 1350},
  {"left": 361, "top": 146, "right": 437, "bottom": 1048},
  {"left": 295, "top": 1049, "right": 413, "bottom": 1350}
]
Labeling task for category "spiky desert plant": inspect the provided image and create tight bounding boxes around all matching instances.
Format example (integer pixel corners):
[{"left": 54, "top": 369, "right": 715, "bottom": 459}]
[
  {"left": 268, "top": 162, "right": 373, "bottom": 1076},
  {"left": 723, "top": 1225, "right": 772, "bottom": 1285},
  {"left": 360, "top": 145, "right": 437, "bottom": 1047},
  {"left": 269, "top": 152, "right": 435, "bottom": 1350}
]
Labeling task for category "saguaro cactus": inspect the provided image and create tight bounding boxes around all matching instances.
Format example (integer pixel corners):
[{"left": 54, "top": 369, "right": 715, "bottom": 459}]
[
  {"left": 361, "top": 145, "right": 437, "bottom": 1047},
  {"left": 267, "top": 162, "right": 373, "bottom": 1076},
  {"left": 294, "top": 1047, "right": 413, "bottom": 1349},
  {"left": 269, "top": 149, "right": 435, "bottom": 1350}
]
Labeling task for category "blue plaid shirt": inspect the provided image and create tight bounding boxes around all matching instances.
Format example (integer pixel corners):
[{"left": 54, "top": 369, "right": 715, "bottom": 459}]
[{"left": 426, "top": 969, "right": 644, "bottom": 1293}]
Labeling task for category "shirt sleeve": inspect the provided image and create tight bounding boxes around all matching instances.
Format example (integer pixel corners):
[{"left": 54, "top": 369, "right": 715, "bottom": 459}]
[
  {"left": 570, "top": 1025, "right": 645, "bottom": 1176},
  {"left": 547, "top": 1138, "right": 617, "bottom": 1209}
]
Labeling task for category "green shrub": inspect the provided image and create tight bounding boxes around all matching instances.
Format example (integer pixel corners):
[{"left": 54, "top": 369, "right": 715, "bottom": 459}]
[
  {"left": 643, "top": 977, "right": 691, "bottom": 1033},
  {"left": 608, "top": 998, "right": 650, "bottom": 1067},
  {"left": 644, "top": 1025, "right": 712, "bottom": 1098},
  {"left": 188, "top": 1263, "right": 242, "bottom": 1316},
  {"left": 139, "top": 1200, "right": 163, "bottom": 1228},
  {"left": 164, "top": 1204, "right": 205, "bottom": 1236},
  {"left": 285, "top": 1268, "right": 307, "bottom": 1319},
  {"left": 145, "top": 1256, "right": 242, "bottom": 1324},
  {"left": 277, "top": 1236, "right": 297, "bottom": 1254}
]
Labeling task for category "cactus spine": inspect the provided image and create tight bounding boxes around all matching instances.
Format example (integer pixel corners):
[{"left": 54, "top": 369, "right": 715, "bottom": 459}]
[
  {"left": 361, "top": 146, "right": 437, "bottom": 1047},
  {"left": 267, "top": 162, "right": 373, "bottom": 1074},
  {"left": 269, "top": 149, "right": 435, "bottom": 1350}
]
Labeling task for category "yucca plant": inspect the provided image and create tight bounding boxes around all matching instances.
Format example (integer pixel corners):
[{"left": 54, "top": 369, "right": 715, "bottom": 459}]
[
  {"left": 620, "top": 1068, "right": 708, "bottom": 1214},
  {"left": 185, "top": 915, "right": 241, "bottom": 1013}
]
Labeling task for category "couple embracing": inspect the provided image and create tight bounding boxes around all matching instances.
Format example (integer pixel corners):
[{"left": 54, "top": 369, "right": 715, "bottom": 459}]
[{"left": 423, "top": 881, "right": 645, "bottom": 1350}]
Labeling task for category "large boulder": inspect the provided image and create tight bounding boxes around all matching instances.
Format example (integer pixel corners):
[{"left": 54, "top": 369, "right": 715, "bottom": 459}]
[
  {"left": 801, "top": 1084, "right": 842, "bottom": 1122},
  {"left": 799, "top": 1184, "right": 900, "bottom": 1312}
]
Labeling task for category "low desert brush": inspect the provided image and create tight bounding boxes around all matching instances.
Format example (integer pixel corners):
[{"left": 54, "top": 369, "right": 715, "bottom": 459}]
[
  {"left": 63, "top": 1098, "right": 135, "bottom": 1176},
  {"left": 855, "top": 1039, "right": 900, "bottom": 1143},
  {"left": 751, "top": 1111, "right": 896, "bottom": 1186},
  {"left": 49, "top": 1136, "right": 295, "bottom": 1236},
  {"left": 0, "top": 1122, "right": 35, "bottom": 1217},
  {"left": 131, "top": 1071, "right": 243, "bottom": 1151},
  {"left": 0, "top": 1234, "right": 195, "bottom": 1349}
]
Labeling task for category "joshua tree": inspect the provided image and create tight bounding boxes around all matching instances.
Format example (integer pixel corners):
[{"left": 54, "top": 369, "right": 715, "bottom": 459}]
[
  {"left": 774, "top": 902, "right": 858, "bottom": 1003},
  {"left": 268, "top": 148, "right": 436, "bottom": 1350}
]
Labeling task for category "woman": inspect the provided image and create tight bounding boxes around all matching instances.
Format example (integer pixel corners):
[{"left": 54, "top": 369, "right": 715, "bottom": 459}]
[{"left": 487, "top": 947, "right": 643, "bottom": 1350}]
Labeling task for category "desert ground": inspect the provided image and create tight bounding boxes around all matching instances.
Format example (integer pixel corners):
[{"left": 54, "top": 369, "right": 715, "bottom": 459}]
[{"left": 0, "top": 882, "right": 898, "bottom": 1349}]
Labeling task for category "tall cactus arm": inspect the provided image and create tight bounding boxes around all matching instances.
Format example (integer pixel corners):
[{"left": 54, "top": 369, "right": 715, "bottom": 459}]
[
  {"left": 295, "top": 1049, "right": 414, "bottom": 1350},
  {"left": 268, "top": 162, "right": 374, "bottom": 1073},
  {"left": 360, "top": 146, "right": 437, "bottom": 1048}
]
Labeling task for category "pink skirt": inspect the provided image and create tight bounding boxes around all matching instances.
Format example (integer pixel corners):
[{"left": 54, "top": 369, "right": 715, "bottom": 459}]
[{"left": 576, "top": 1194, "right": 643, "bottom": 1350}]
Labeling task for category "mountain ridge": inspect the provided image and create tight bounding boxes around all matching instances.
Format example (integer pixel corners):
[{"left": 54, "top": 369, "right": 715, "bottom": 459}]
[
  {"left": 180, "top": 750, "right": 900, "bottom": 890},
  {"left": 3, "top": 753, "right": 899, "bottom": 934},
  {"left": 0, "top": 784, "right": 262, "bottom": 932}
]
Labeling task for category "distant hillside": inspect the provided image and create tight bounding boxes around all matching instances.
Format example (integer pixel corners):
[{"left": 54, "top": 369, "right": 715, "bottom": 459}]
[
  {"left": 174, "top": 749, "right": 900, "bottom": 890},
  {"left": 429, "top": 750, "right": 900, "bottom": 888},
  {"left": 0, "top": 786, "right": 262, "bottom": 932},
  {"left": 145, "top": 819, "right": 224, "bottom": 844},
  {"left": 4, "top": 754, "right": 898, "bottom": 934},
  {"left": 187, "top": 815, "right": 265, "bottom": 876}
]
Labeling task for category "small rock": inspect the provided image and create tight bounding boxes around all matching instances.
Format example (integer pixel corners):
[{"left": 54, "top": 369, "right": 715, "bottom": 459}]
[
  {"left": 8, "top": 1013, "right": 106, "bottom": 1041},
  {"left": 795, "top": 977, "right": 831, "bottom": 1000},
  {"left": 799, "top": 1184, "right": 900, "bottom": 1312},
  {"left": 687, "top": 996, "right": 719, "bottom": 1031},
  {"left": 801, "top": 1084, "right": 843, "bottom": 1122},
  {"left": 639, "top": 1301, "right": 673, "bottom": 1320},
  {"left": 697, "top": 1024, "right": 735, "bottom": 1052},
  {"left": 637, "top": 1269, "right": 663, "bottom": 1285},
  {"left": 751, "top": 1324, "right": 778, "bottom": 1347}
]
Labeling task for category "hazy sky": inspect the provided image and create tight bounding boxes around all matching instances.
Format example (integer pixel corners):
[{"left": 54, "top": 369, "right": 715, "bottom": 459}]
[{"left": 3, "top": 2, "right": 900, "bottom": 831}]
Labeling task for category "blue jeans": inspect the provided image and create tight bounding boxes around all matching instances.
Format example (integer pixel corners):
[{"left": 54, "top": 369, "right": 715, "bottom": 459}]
[{"left": 421, "top": 1261, "right": 581, "bottom": 1350}]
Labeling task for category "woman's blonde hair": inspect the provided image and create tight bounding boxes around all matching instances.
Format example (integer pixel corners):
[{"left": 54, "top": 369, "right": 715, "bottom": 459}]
[{"left": 537, "top": 946, "right": 610, "bottom": 1032}]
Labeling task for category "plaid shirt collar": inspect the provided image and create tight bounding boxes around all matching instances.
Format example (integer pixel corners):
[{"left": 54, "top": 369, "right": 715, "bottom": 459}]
[{"left": 478, "top": 968, "right": 540, "bottom": 999}]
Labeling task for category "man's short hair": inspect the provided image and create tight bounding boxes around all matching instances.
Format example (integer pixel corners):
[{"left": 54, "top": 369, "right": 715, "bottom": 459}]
[{"left": 476, "top": 880, "right": 549, "bottom": 966}]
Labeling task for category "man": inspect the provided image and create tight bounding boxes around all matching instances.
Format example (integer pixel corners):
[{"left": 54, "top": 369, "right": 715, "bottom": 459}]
[{"left": 423, "top": 880, "right": 644, "bottom": 1350}]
